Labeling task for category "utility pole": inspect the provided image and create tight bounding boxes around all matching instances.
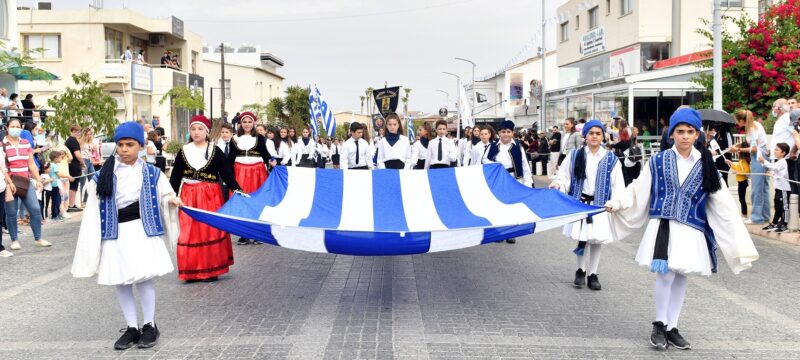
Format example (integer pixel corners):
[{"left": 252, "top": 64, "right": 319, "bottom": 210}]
[
  {"left": 712, "top": 0, "right": 722, "bottom": 110},
  {"left": 540, "top": 0, "right": 547, "bottom": 129},
  {"left": 220, "top": 43, "right": 227, "bottom": 121}
]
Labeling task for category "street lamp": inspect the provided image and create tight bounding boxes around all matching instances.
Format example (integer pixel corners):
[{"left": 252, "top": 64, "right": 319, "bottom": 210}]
[
  {"left": 435, "top": 89, "right": 450, "bottom": 109},
  {"left": 442, "top": 71, "right": 461, "bottom": 138},
  {"left": 455, "top": 57, "right": 477, "bottom": 131}
]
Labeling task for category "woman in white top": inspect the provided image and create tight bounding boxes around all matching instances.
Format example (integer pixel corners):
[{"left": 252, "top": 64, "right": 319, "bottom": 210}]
[
  {"left": 734, "top": 109, "right": 771, "bottom": 224},
  {"left": 376, "top": 114, "right": 412, "bottom": 169},
  {"left": 468, "top": 125, "right": 496, "bottom": 166},
  {"left": 269, "top": 127, "right": 293, "bottom": 168},
  {"left": 409, "top": 123, "right": 432, "bottom": 169},
  {"left": 293, "top": 127, "right": 317, "bottom": 167},
  {"left": 316, "top": 137, "right": 330, "bottom": 168},
  {"left": 330, "top": 138, "right": 342, "bottom": 169}
]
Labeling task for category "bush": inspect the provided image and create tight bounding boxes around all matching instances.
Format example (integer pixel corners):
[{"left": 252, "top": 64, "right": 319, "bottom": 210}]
[{"left": 165, "top": 139, "right": 184, "bottom": 154}]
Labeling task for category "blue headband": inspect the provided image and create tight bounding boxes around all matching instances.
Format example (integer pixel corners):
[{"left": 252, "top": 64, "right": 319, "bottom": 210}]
[
  {"left": 582, "top": 119, "right": 605, "bottom": 138},
  {"left": 668, "top": 108, "right": 702, "bottom": 136},
  {"left": 114, "top": 121, "right": 145, "bottom": 146}
]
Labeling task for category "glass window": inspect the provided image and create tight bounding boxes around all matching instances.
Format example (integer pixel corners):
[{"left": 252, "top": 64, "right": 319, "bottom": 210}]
[
  {"left": 24, "top": 34, "right": 61, "bottom": 59},
  {"left": 191, "top": 51, "right": 198, "bottom": 74},
  {"left": 129, "top": 36, "right": 147, "bottom": 61},
  {"left": 621, "top": 0, "right": 632, "bottom": 15},
  {"left": 105, "top": 28, "right": 123, "bottom": 60},
  {"left": 546, "top": 99, "right": 566, "bottom": 130},
  {"left": 0, "top": 0, "right": 7, "bottom": 39},
  {"left": 220, "top": 79, "right": 231, "bottom": 99},
  {"left": 589, "top": 7, "right": 599, "bottom": 29},
  {"left": 575, "top": 15, "right": 580, "bottom": 30},
  {"left": 560, "top": 22, "right": 569, "bottom": 42},
  {"left": 593, "top": 91, "right": 628, "bottom": 124},
  {"left": 722, "top": 0, "right": 743, "bottom": 7}
]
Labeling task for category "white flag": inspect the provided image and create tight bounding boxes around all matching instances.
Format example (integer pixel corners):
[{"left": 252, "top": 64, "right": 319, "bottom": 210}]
[{"left": 459, "top": 85, "right": 474, "bottom": 127}]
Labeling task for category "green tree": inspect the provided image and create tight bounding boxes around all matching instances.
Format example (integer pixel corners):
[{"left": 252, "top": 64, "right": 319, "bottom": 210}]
[
  {"left": 334, "top": 121, "right": 350, "bottom": 139},
  {"left": 401, "top": 88, "right": 411, "bottom": 117},
  {"left": 159, "top": 86, "right": 204, "bottom": 115},
  {"left": 266, "top": 97, "right": 286, "bottom": 126},
  {"left": 693, "top": 1, "right": 800, "bottom": 118},
  {"left": 283, "top": 85, "right": 310, "bottom": 130},
  {"left": 240, "top": 103, "right": 269, "bottom": 122},
  {"left": 0, "top": 40, "right": 50, "bottom": 79},
  {"left": 47, "top": 73, "right": 117, "bottom": 137}
]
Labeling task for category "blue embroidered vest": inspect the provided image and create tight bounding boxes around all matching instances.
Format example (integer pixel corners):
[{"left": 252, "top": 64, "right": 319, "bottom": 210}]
[
  {"left": 486, "top": 140, "right": 524, "bottom": 178},
  {"left": 648, "top": 150, "right": 707, "bottom": 232},
  {"left": 95, "top": 162, "right": 165, "bottom": 241},
  {"left": 567, "top": 148, "right": 617, "bottom": 206}
]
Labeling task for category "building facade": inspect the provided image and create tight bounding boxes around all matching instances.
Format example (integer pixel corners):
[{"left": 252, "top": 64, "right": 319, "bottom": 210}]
[
  {"left": 15, "top": 7, "right": 204, "bottom": 140},
  {"left": 547, "top": 0, "right": 758, "bottom": 132},
  {"left": 201, "top": 43, "right": 284, "bottom": 122}
]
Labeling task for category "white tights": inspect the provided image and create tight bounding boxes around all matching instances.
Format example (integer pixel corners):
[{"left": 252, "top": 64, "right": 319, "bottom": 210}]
[
  {"left": 576, "top": 243, "right": 602, "bottom": 274},
  {"left": 115, "top": 279, "right": 156, "bottom": 328},
  {"left": 654, "top": 271, "right": 688, "bottom": 330}
]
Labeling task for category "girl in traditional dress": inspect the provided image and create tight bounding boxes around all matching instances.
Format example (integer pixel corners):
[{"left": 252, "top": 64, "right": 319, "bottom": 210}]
[
  {"left": 376, "top": 114, "right": 412, "bottom": 169},
  {"left": 72, "top": 122, "right": 181, "bottom": 350},
  {"left": 229, "top": 112, "right": 271, "bottom": 245},
  {"left": 549, "top": 120, "right": 625, "bottom": 291},
  {"left": 169, "top": 115, "right": 242, "bottom": 281},
  {"left": 605, "top": 108, "right": 759, "bottom": 350}
]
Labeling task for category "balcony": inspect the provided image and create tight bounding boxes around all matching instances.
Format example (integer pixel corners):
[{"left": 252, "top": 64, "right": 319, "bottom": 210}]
[{"left": 100, "top": 60, "right": 188, "bottom": 94}]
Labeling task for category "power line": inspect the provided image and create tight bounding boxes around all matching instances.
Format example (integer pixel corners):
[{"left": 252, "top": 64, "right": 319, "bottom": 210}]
[{"left": 185, "top": 0, "right": 477, "bottom": 23}]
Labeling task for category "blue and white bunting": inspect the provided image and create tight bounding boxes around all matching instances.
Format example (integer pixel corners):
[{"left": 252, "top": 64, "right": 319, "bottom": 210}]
[{"left": 182, "top": 164, "right": 603, "bottom": 256}]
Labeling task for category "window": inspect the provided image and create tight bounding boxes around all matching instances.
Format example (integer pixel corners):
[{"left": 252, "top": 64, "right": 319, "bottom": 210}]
[
  {"left": 105, "top": 28, "right": 123, "bottom": 60},
  {"left": 191, "top": 51, "right": 198, "bottom": 74},
  {"left": 575, "top": 15, "right": 580, "bottom": 30},
  {"left": 560, "top": 22, "right": 569, "bottom": 42},
  {"left": 24, "top": 34, "right": 61, "bottom": 59},
  {"left": 606, "top": 0, "right": 611, "bottom": 15},
  {"left": 621, "top": 0, "right": 632, "bottom": 15},
  {"left": 129, "top": 36, "right": 147, "bottom": 61},
  {"left": 589, "top": 7, "right": 599, "bottom": 29},
  {"left": 722, "top": 0, "right": 743, "bottom": 7},
  {"left": 220, "top": 79, "right": 231, "bottom": 99}
]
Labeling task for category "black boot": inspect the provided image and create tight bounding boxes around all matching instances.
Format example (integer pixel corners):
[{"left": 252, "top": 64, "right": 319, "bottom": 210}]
[
  {"left": 574, "top": 269, "right": 586, "bottom": 287},
  {"left": 650, "top": 321, "right": 668, "bottom": 350},
  {"left": 137, "top": 323, "right": 160, "bottom": 348},
  {"left": 587, "top": 274, "right": 602, "bottom": 291},
  {"left": 505, "top": 238, "right": 516, "bottom": 244},
  {"left": 200, "top": 276, "right": 219, "bottom": 283},
  {"left": 114, "top": 326, "right": 140, "bottom": 350},
  {"left": 666, "top": 328, "right": 691, "bottom": 350},
  {"left": 237, "top": 237, "right": 249, "bottom": 245}
]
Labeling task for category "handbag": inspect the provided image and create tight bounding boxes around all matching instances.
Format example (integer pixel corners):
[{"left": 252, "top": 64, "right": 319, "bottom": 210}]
[{"left": 2, "top": 140, "right": 29, "bottom": 199}]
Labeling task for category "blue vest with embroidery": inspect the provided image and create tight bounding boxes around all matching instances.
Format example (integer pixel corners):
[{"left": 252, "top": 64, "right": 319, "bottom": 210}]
[
  {"left": 567, "top": 149, "right": 617, "bottom": 206},
  {"left": 95, "top": 162, "right": 165, "bottom": 241},
  {"left": 486, "top": 140, "right": 524, "bottom": 178},
  {"left": 648, "top": 150, "right": 707, "bottom": 232}
]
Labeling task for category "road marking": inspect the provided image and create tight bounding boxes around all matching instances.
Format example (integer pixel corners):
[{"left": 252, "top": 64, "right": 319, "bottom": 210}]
[{"left": 0, "top": 265, "right": 70, "bottom": 302}]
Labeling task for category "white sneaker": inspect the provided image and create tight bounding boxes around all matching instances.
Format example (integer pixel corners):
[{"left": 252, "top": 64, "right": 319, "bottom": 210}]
[
  {"left": 9, "top": 241, "right": 21, "bottom": 250},
  {"left": 62, "top": 213, "right": 72, "bottom": 219},
  {"left": 0, "top": 250, "right": 13, "bottom": 257},
  {"left": 35, "top": 239, "right": 52, "bottom": 247},
  {"left": 743, "top": 219, "right": 754, "bottom": 225}
]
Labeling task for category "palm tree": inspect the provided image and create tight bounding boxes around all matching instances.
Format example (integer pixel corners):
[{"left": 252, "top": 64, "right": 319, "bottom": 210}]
[
  {"left": 402, "top": 88, "right": 411, "bottom": 117},
  {"left": 359, "top": 96, "right": 366, "bottom": 115}
]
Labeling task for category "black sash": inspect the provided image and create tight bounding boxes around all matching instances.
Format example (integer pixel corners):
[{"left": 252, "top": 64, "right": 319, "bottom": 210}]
[
  {"left": 118, "top": 201, "right": 141, "bottom": 223},
  {"left": 384, "top": 159, "right": 405, "bottom": 169},
  {"left": 415, "top": 159, "right": 425, "bottom": 169}
]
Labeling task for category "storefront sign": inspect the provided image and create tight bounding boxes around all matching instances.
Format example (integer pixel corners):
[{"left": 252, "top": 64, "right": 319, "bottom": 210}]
[
  {"left": 131, "top": 63, "right": 152, "bottom": 92},
  {"left": 609, "top": 44, "right": 641, "bottom": 77},
  {"left": 581, "top": 26, "right": 605, "bottom": 57},
  {"left": 173, "top": 71, "right": 187, "bottom": 88}
]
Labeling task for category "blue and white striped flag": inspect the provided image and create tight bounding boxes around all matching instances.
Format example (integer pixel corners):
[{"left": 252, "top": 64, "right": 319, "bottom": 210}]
[
  {"left": 307, "top": 87, "right": 320, "bottom": 137},
  {"left": 314, "top": 87, "right": 336, "bottom": 138},
  {"left": 407, "top": 116, "right": 415, "bottom": 143}
]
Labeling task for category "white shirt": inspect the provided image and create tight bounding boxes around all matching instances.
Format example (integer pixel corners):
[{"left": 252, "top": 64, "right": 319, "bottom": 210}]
[
  {"left": 294, "top": 138, "right": 317, "bottom": 163},
  {"left": 468, "top": 141, "right": 492, "bottom": 166},
  {"left": 182, "top": 143, "right": 213, "bottom": 172},
  {"left": 409, "top": 140, "right": 428, "bottom": 166},
  {"left": 763, "top": 157, "right": 790, "bottom": 191},
  {"left": 457, "top": 138, "right": 470, "bottom": 166},
  {"left": 747, "top": 122, "right": 769, "bottom": 158},
  {"left": 145, "top": 140, "right": 157, "bottom": 163},
  {"left": 376, "top": 135, "right": 411, "bottom": 169},
  {"left": 771, "top": 112, "right": 794, "bottom": 159},
  {"left": 485, "top": 140, "right": 533, "bottom": 187},
  {"left": 674, "top": 146, "right": 701, "bottom": 185},
  {"left": 425, "top": 136, "right": 457, "bottom": 168},
  {"left": 265, "top": 138, "right": 277, "bottom": 157},
  {"left": 275, "top": 141, "right": 292, "bottom": 165},
  {"left": 233, "top": 135, "right": 263, "bottom": 164},
  {"left": 113, "top": 156, "right": 145, "bottom": 208},
  {"left": 581, "top": 147, "right": 609, "bottom": 196},
  {"left": 216, "top": 138, "right": 233, "bottom": 156},
  {"left": 330, "top": 143, "right": 342, "bottom": 156},
  {"left": 341, "top": 137, "right": 373, "bottom": 169},
  {"left": 123, "top": 49, "right": 133, "bottom": 61},
  {"left": 316, "top": 143, "right": 330, "bottom": 158}
]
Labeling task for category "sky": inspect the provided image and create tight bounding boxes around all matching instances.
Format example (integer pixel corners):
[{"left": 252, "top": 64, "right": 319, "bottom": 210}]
[{"left": 48, "top": 0, "right": 568, "bottom": 114}]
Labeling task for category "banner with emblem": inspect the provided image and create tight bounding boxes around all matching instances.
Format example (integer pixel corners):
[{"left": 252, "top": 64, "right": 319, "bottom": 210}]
[{"left": 372, "top": 86, "right": 401, "bottom": 118}]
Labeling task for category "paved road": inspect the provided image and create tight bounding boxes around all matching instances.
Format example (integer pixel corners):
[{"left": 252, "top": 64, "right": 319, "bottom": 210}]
[{"left": 1, "top": 203, "right": 799, "bottom": 359}]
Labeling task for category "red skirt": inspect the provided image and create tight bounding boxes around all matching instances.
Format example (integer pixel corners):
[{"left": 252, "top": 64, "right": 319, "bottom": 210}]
[
  {"left": 234, "top": 162, "right": 268, "bottom": 194},
  {"left": 177, "top": 181, "right": 234, "bottom": 281}
]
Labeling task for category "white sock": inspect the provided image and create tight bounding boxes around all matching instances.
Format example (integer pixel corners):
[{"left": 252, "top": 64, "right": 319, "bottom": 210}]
[
  {"left": 115, "top": 285, "right": 138, "bottom": 328},
  {"left": 667, "top": 273, "right": 688, "bottom": 330},
  {"left": 654, "top": 271, "right": 676, "bottom": 325},
  {"left": 587, "top": 244, "right": 602, "bottom": 275},
  {"left": 576, "top": 254, "right": 586, "bottom": 271},
  {"left": 137, "top": 280, "right": 156, "bottom": 325}
]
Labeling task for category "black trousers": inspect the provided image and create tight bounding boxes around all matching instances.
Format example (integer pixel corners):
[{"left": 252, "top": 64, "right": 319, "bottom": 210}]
[
  {"left": 773, "top": 189, "right": 789, "bottom": 225},
  {"left": 537, "top": 154, "right": 549, "bottom": 176},
  {"left": 738, "top": 180, "right": 748, "bottom": 216}
]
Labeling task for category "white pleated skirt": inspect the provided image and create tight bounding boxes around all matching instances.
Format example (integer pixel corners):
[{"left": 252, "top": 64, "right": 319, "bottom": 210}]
[
  {"left": 635, "top": 219, "right": 713, "bottom": 276},
  {"left": 96, "top": 219, "right": 174, "bottom": 286},
  {"left": 562, "top": 211, "right": 616, "bottom": 244}
]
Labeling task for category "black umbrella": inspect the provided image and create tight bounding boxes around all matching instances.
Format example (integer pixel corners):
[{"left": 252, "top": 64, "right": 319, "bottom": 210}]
[{"left": 698, "top": 109, "right": 734, "bottom": 124}]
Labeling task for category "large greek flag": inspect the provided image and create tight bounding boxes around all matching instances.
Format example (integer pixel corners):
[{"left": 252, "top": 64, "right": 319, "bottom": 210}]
[
  {"left": 407, "top": 116, "right": 415, "bottom": 143},
  {"left": 314, "top": 87, "right": 336, "bottom": 137},
  {"left": 307, "top": 88, "right": 320, "bottom": 137},
  {"left": 182, "top": 164, "right": 603, "bottom": 256}
]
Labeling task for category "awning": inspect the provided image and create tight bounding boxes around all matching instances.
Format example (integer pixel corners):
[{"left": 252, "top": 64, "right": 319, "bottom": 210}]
[{"left": 5, "top": 66, "right": 60, "bottom": 80}]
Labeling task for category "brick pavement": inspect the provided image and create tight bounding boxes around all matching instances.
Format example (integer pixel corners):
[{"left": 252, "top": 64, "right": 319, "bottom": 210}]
[{"left": 1, "top": 197, "right": 799, "bottom": 359}]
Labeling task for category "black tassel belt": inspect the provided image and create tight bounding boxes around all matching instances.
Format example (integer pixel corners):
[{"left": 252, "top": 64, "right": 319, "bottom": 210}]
[
  {"left": 118, "top": 201, "right": 141, "bottom": 223},
  {"left": 580, "top": 194, "right": 594, "bottom": 224}
]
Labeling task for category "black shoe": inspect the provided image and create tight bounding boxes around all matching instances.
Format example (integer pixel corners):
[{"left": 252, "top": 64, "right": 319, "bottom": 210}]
[
  {"left": 66, "top": 206, "right": 83, "bottom": 213},
  {"left": 650, "top": 321, "right": 668, "bottom": 350},
  {"left": 200, "top": 276, "right": 218, "bottom": 283},
  {"left": 666, "top": 328, "right": 691, "bottom": 350},
  {"left": 775, "top": 224, "right": 789, "bottom": 233},
  {"left": 574, "top": 269, "right": 586, "bottom": 287},
  {"left": 587, "top": 273, "right": 602, "bottom": 290},
  {"left": 762, "top": 223, "right": 777, "bottom": 231},
  {"left": 114, "top": 327, "right": 140, "bottom": 350},
  {"left": 237, "top": 238, "right": 249, "bottom": 245},
  {"left": 505, "top": 238, "right": 516, "bottom": 244},
  {"left": 137, "top": 323, "right": 160, "bottom": 348}
]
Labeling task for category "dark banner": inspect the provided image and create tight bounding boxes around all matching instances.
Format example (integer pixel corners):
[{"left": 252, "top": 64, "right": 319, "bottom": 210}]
[
  {"left": 372, "top": 113, "right": 385, "bottom": 135},
  {"left": 372, "top": 86, "right": 401, "bottom": 117}
]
